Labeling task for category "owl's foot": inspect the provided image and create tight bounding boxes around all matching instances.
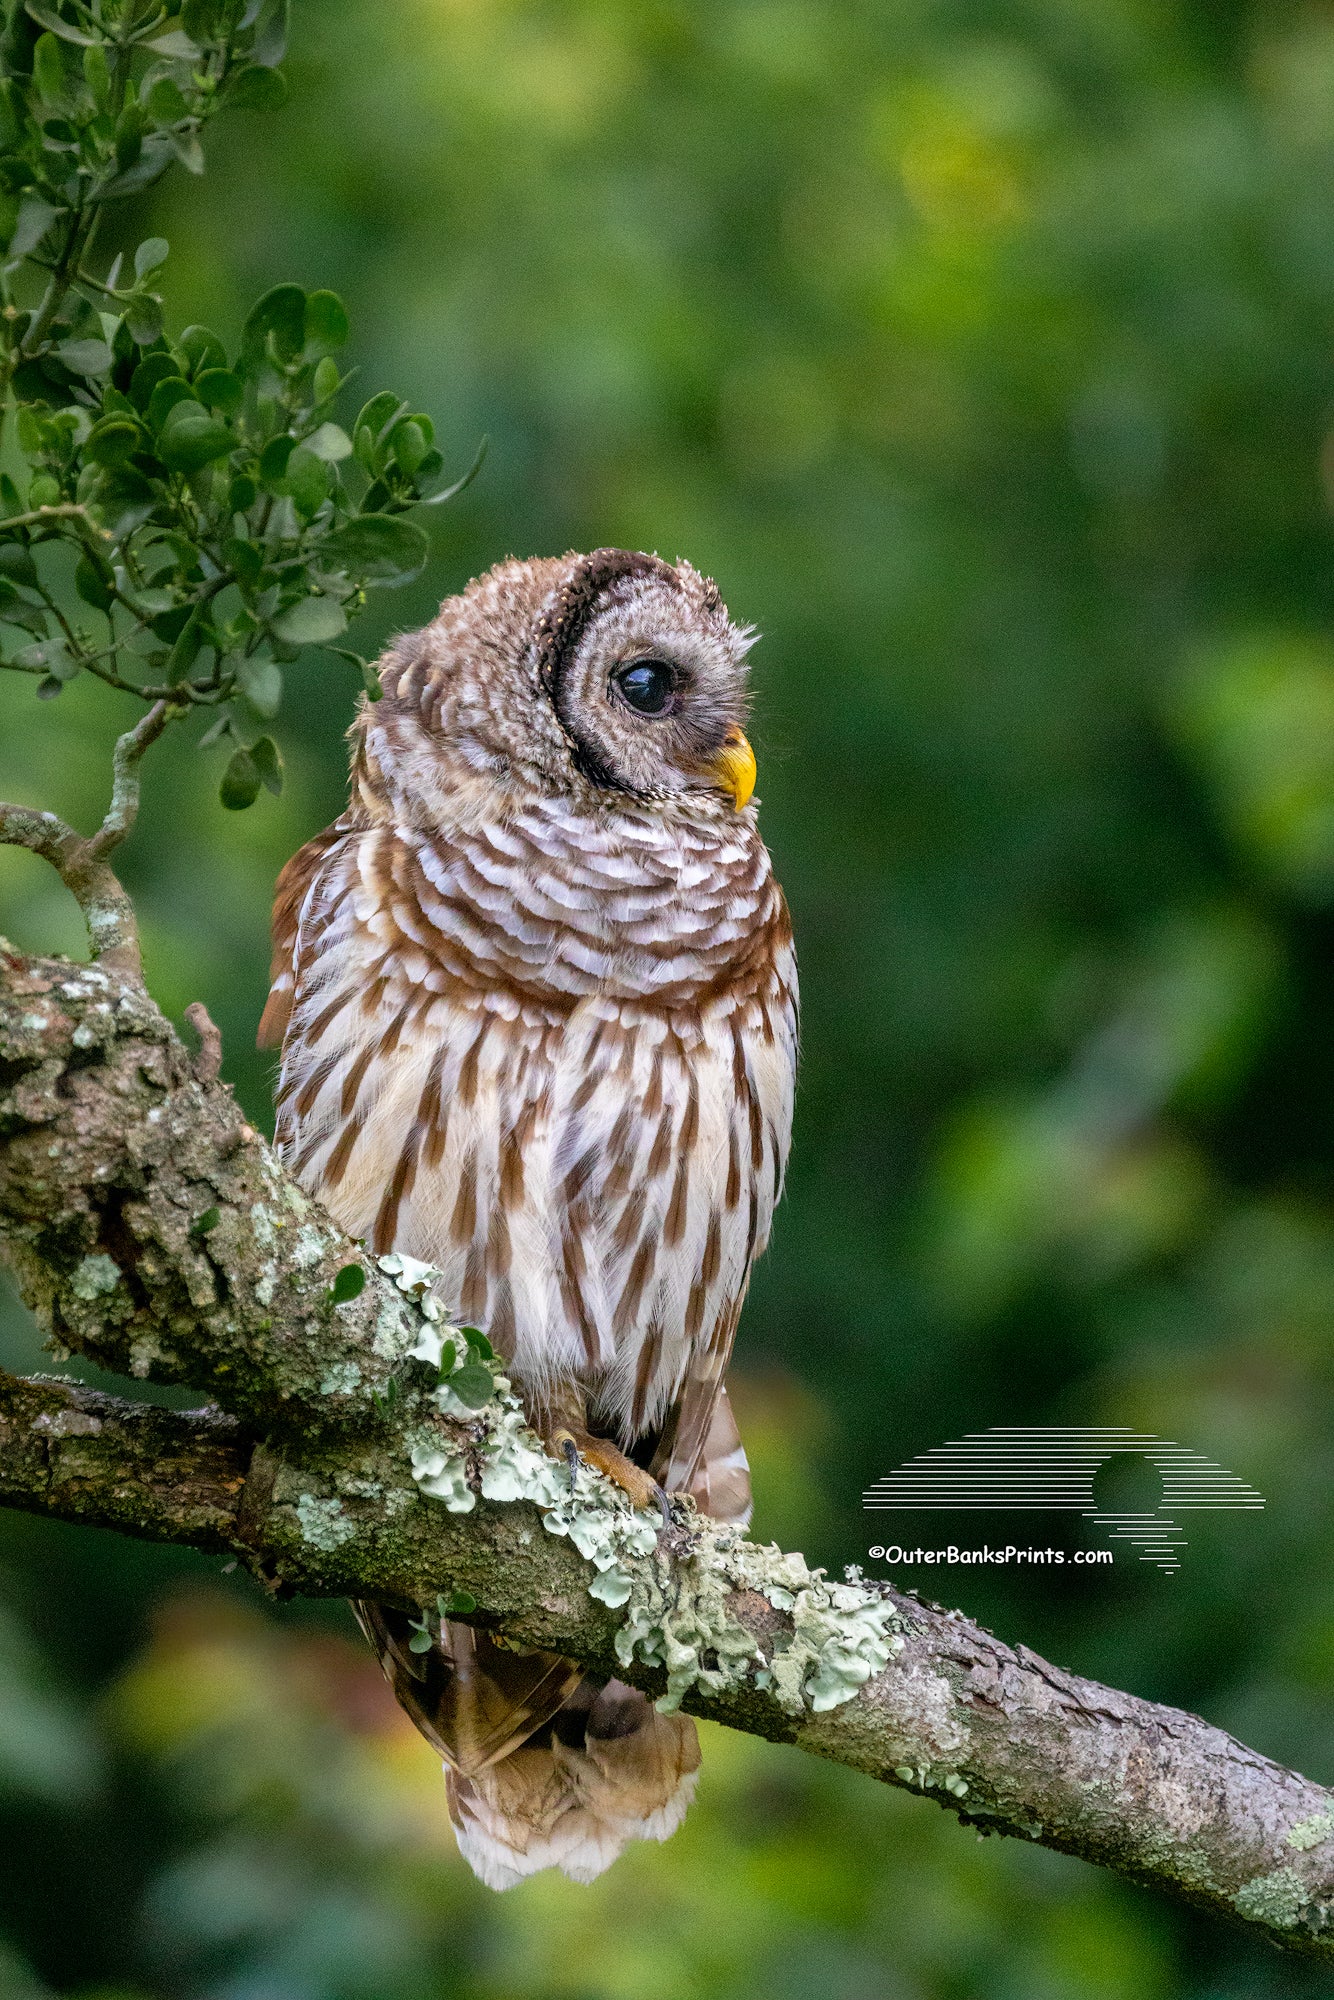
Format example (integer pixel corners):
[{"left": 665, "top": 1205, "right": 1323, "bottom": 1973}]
[{"left": 546, "top": 1423, "right": 670, "bottom": 1528}]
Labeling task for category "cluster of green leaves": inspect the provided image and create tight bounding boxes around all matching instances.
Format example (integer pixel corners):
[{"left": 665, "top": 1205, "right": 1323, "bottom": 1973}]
[
  {"left": 0, "top": 0, "right": 476, "bottom": 806},
  {"left": 406, "top": 1590, "right": 477, "bottom": 1653}
]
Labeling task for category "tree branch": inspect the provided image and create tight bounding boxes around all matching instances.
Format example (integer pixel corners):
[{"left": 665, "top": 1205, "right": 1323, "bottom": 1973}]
[
  {"left": 0, "top": 702, "right": 174, "bottom": 976},
  {"left": 2, "top": 945, "right": 1334, "bottom": 1957},
  {"left": 1, "top": 1361, "right": 1332, "bottom": 1957}
]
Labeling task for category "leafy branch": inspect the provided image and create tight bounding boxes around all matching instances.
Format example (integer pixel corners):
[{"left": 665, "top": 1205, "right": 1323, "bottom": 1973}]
[{"left": 0, "top": 0, "right": 481, "bottom": 812}]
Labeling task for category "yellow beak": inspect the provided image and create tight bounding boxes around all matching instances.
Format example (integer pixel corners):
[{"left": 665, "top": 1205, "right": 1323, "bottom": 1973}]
[{"left": 712, "top": 725, "right": 757, "bottom": 810}]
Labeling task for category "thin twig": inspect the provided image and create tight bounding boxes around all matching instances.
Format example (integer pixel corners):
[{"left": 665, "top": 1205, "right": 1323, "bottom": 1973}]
[
  {"left": 0, "top": 699, "right": 175, "bottom": 977},
  {"left": 0, "top": 503, "right": 111, "bottom": 538},
  {"left": 86, "top": 699, "right": 173, "bottom": 859},
  {"left": 184, "top": 1000, "right": 223, "bottom": 1084}
]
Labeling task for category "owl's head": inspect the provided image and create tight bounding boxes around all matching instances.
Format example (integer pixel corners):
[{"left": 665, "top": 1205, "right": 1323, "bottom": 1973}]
[{"left": 358, "top": 550, "right": 758, "bottom": 822}]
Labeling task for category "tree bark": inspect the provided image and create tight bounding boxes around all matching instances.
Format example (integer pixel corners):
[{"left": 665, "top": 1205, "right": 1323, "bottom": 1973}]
[{"left": 2, "top": 942, "right": 1333, "bottom": 1958}]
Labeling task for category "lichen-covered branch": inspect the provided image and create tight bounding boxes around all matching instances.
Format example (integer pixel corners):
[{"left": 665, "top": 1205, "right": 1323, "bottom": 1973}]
[
  {"left": 2, "top": 943, "right": 1334, "bottom": 1958},
  {"left": 0, "top": 946, "right": 429, "bottom": 1437},
  {"left": 0, "top": 1363, "right": 1332, "bottom": 1958}
]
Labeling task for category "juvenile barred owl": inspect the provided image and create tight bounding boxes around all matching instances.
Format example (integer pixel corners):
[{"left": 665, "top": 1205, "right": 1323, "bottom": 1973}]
[{"left": 259, "top": 549, "right": 798, "bottom": 1888}]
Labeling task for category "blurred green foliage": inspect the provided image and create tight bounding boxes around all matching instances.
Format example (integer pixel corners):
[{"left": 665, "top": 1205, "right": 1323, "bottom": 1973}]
[{"left": 3, "top": 0, "right": 1334, "bottom": 1993}]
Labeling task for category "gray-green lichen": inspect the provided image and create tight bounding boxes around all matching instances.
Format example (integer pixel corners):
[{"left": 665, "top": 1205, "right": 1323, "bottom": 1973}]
[
  {"left": 69, "top": 1253, "right": 120, "bottom": 1300},
  {"left": 295, "top": 1492, "right": 357, "bottom": 1550},
  {"left": 1287, "top": 1813, "right": 1334, "bottom": 1853},
  {"left": 1233, "top": 1864, "right": 1310, "bottom": 1931},
  {"left": 406, "top": 1318, "right": 903, "bottom": 1722},
  {"left": 605, "top": 1523, "right": 902, "bottom": 1716}
]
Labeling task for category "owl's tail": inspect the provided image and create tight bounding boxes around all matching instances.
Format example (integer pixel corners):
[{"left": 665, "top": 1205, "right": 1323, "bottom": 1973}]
[
  {"left": 353, "top": 1605, "right": 699, "bottom": 1887},
  {"left": 355, "top": 1382, "right": 748, "bottom": 1888},
  {"left": 446, "top": 1674, "right": 700, "bottom": 1889}
]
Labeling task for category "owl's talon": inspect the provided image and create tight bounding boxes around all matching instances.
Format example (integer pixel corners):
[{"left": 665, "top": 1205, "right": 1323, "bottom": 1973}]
[{"left": 562, "top": 1436, "right": 580, "bottom": 1495}]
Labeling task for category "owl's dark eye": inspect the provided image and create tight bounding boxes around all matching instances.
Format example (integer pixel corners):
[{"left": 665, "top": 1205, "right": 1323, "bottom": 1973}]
[{"left": 613, "top": 658, "right": 677, "bottom": 716}]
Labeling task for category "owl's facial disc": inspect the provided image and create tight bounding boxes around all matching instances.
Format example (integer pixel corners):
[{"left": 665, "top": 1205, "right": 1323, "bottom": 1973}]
[{"left": 538, "top": 551, "right": 757, "bottom": 809}]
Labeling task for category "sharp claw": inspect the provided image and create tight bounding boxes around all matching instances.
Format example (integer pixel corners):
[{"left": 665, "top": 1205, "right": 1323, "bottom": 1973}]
[
  {"left": 656, "top": 1485, "right": 672, "bottom": 1534},
  {"left": 562, "top": 1436, "right": 580, "bottom": 1496}
]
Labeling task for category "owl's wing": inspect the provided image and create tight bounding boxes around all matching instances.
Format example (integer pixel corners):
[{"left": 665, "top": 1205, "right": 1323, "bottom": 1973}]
[
  {"left": 256, "top": 822, "right": 346, "bottom": 1051},
  {"left": 651, "top": 1376, "right": 753, "bottom": 1527},
  {"left": 352, "top": 1602, "right": 584, "bottom": 1776}
]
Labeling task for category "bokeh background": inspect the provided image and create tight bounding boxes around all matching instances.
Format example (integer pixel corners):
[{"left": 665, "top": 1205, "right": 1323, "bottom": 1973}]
[{"left": 2, "top": 0, "right": 1334, "bottom": 1993}]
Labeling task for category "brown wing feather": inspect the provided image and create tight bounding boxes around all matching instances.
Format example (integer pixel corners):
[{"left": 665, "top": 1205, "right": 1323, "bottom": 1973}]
[
  {"left": 353, "top": 1602, "right": 583, "bottom": 1777},
  {"left": 256, "top": 824, "right": 344, "bottom": 1050},
  {"left": 651, "top": 1374, "right": 752, "bottom": 1526}
]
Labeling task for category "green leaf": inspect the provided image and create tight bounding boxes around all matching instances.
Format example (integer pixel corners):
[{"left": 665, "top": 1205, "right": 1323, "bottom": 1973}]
[
  {"left": 304, "top": 289, "right": 349, "bottom": 354},
  {"left": 0, "top": 544, "right": 37, "bottom": 588},
  {"left": 251, "top": 0, "right": 291, "bottom": 66},
  {"left": 219, "top": 747, "right": 261, "bottom": 810},
  {"left": 147, "top": 377, "right": 196, "bottom": 429},
  {"left": 225, "top": 64, "right": 287, "bottom": 112},
  {"left": 391, "top": 419, "right": 428, "bottom": 476},
  {"left": 181, "top": 0, "right": 221, "bottom": 42},
  {"left": 305, "top": 421, "right": 353, "bottom": 462},
  {"left": 223, "top": 537, "right": 263, "bottom": 588},
  {"left": 407, "top": 1628, "right": 433, "bottom": 1654},
  {"left": 123, "top": 291, "right": 165, "bottom": 344},
  {"left": 353, "top": 391, "right": 403, "bottom": 452},
  {"left": 193, "top": 367, "right": 242, "bottom": 414},
  {"left": 228, "top": 473, "right": 258, "bottom": 514},
  {"left": 168, "top": 129, "right": 206, "bottom": 175},
  {"left": 258, "top": 433, "right": 295, "bottom": 485},
  {"left": 178, "top": 325, "right": 227, "bottom": 376},
  {"left": 25, "top": 4, "right": 98, "bottom": 45},
  {"left": 133, "top": 236, "right": 169, "bottom": 279},
  {"left": 319, "top": 514, "right": 429, "bottom": 584},
  {"left": 166, "top": 611, "right": 202, "bottom": 683},
  {"left": 438, "top": 1590, "right": 477, "bottom": 1616},
  {"left": 144, "top": 77, "right": 188, "bottom": 125},
  {"left": 9, "top": 193, "right": 61, "bottom": 260},
  {"left": 423, "top": 434, "right": 489, "bottom": 505},
  {"left": 242, "top": 283, "right": 306, "bottom": 366},
  {"left": 128, "top": 353, "right": 179, "bottom": 410},
  {"left": 437, "top": 1340, "right": 457, "bottom": 1375},
  {"left": 157, "top": 407, "right": 234, "bottom": 473},
  {"left": 55, "top": 337, "right": 111, "bottom": 376},
  {"left": 286, "top": 446, "right": 328, "bottom": 517},
  {"left": 312, "top": 356, "right": 341, "bottom": 404},
  {"left": 270, "top": 594, "right": 346, "bottom": 644},
  {"left": 250, "top": 733, "right": 284, "bottom": 794},
  {"left": 32, "top": 31, "right": 65, "bottom": 105},
  {"left": 146, "top": 29, "right": 201, "bottom": 59},
  {"left": 449, "top": 1364, "right": 495, "bottom": 1410},
  {"left": 329, "top": 1262, "right": 365, "bottom": 1304},
  {"left": 463, "top": 1328, "right": 495, "bottom": 1361},
  {"left": 74, "top": 555, "right": 113, "bottom": 612},
  {"left": 237, "top": 655, "right": 281, "bottom": 718},
  {"left": 85, "top": 417, "right": 141, "bottom": 467},
  {"left": 190, "top": 1206, "right": 221, "bottom": 1238}
]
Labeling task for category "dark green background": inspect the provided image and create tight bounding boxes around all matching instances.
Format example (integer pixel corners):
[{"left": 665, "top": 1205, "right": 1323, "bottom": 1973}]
[{"left": 2, "top": 1, "right": 1333, "bottom": 1993}]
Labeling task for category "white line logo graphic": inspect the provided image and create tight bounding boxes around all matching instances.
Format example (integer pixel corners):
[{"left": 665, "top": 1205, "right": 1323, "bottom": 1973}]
[{"left": 862, "top": 1427, "right": 1264, "bottom": 1573}]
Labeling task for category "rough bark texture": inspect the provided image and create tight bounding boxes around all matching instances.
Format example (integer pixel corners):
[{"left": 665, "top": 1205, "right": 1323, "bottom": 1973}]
[{"left": 2, "top": 944, "right": 1333, "bottom": 1957}]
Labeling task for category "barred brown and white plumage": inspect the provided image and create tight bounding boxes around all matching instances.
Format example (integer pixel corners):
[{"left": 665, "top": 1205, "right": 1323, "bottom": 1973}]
[{"left": 260, "top": 549, "right": 797, "bottom": 1888}]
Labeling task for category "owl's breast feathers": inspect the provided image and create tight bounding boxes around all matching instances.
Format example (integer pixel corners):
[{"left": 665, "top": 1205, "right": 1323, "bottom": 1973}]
[{"left": 262, "top": 796, "right": 797, "bottom": 1444}]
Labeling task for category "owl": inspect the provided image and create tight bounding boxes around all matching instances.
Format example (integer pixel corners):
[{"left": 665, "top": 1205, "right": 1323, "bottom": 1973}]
[{"left": 259, "top": 549, "right": 798, "bottom": 1888}]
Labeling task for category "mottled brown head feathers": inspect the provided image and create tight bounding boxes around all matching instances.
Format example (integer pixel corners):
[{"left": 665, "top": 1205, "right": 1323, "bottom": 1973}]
[{"left": 353, "top": 550, "right": 754, "bottom": 817}]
